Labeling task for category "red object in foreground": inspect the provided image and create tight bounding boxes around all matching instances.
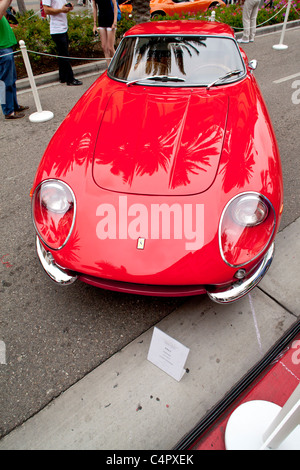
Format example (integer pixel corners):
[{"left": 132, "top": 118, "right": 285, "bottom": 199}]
[
  {"left": 31, "top": 21, "right": 283, "bottom": 303},
  {"left": 173, "top": 327, "right": 300, "bottom": 450}
]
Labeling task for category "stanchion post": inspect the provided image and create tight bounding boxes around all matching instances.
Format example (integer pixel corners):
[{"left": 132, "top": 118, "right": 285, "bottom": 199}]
[
  {"left": 19, "top": 40, "right": 54, "bottom": 123},
  {"left": 260, "top": 383, "right": 300, "bottom": 450},
  {"left": 225, "top": 389, "right": 300, "bottom": 450},
  {"left": 273, "top": 0, "right": 292, "bottom": 50}
]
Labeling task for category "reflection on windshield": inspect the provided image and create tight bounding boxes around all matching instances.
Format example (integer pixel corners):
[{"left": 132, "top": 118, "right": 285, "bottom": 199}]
[{"left": 109, "top": 36, "right": 245, "bottom": 86}]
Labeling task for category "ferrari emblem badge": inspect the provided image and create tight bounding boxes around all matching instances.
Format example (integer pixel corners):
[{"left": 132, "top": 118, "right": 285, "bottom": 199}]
[{"left": 137, "top": 238, "right": 146, "bottom": 250}]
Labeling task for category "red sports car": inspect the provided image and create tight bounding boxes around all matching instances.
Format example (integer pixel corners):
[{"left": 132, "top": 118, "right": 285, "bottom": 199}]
[{"left": 31, "top": 21, "right": 283, "bottom": 304}]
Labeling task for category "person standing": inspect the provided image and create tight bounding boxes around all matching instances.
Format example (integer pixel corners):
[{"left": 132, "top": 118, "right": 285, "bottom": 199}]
[
  {"left": 92, "top": 0, "right": 118, "bottom": 66},
  {"left": 238, "top": 0, "right": 261, "bottom": 44},
  {"left": 0, "top": 0, "right": 28, "bottom": 120},
  {"left": 42, "top": 0, "right": 82, "bottom": 85}
]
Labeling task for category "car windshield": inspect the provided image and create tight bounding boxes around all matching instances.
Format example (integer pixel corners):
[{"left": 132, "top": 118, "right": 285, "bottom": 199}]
[{"left": 109, "top": 35, "right": 245, "bottom": 87}]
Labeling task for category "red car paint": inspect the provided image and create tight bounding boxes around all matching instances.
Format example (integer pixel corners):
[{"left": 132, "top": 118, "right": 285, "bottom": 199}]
[
  {"left": 31, "top": 21, "right": 283, "bottom": 301},
  {"left": 189, "top": 332, "right": 300, "bottom": 450}
]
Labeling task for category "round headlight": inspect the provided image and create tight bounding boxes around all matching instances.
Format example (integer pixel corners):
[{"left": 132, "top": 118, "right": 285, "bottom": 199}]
[
  {"left": 219, "top": 192, "right": 275, "bottom": 267},
  {"left": 40, "top": 181, "right": 73, "bottom": 214},
  {"left": 32, "top": 180, "right": 76, "bottom": 250},
  {"left": 230, "top": 195, "right": 268, "bottom": 227}
]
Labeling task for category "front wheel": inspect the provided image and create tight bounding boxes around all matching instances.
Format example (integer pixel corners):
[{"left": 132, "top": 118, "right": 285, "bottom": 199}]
[
  {"left": 208, "top": 2, "right": 220, "bottom": 8},
  {"left": 151, "top": 10, "right": 166, "bottom": 18}
]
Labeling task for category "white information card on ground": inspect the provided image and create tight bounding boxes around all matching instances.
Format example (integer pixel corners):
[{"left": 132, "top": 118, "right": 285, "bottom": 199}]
[{"left": 147, "top": 327, "right": 190, "bottom": 382}]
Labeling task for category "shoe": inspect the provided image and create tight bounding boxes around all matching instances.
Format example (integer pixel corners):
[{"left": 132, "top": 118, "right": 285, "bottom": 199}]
[
  {"left": 237, "top": 39, "right": 249, "bottom": 44},
  {"left": 5, "top": 112, "right": 25, "bottom": 120},
  {"left": 67, "top": 79, "right": 83, "bottom": 86},
  {"left": 15, "top": 105, "right": 29, "bottom": 112}
]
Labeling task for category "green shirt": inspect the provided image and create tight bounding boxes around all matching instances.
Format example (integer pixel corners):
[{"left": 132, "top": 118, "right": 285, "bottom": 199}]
[{"left": 0, "top": 16, "right": 17, "bottom": 49}]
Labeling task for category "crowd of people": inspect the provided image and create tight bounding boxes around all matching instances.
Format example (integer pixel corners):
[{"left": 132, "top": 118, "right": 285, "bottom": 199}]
[{"left": 0, "top": 0, "right": 261, "bottom": 121}]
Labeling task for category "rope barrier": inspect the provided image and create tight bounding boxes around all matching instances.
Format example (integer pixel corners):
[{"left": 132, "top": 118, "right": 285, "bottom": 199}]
[
  {"left": 0, "top": 49, "right": 21, "bottom": 58},
  {"left": 26, "top": 49, "right": 111, "bottom": 62},
  {"left": 18, "top": 0, "right": 296, "bottom": 63},
  {"left": 230, "top": 2, "right": 289, "bottom": 29},
  {"left": 26, "top": 10, "right": 42, "bottom": 21},
  {"left": 292, "top": 3, "right": 300, "bottom": 16}
]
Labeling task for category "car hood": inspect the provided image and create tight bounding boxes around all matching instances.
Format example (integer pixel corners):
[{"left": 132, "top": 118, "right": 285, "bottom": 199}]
[{"left": 93, "top": 89, "right": 228, "bottom": 196}]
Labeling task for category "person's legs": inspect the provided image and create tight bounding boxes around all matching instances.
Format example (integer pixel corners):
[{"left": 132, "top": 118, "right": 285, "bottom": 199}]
[
  {"left": 106, "top": 28, "right": 116, "bottom": 61},
  {"left": 240, "top": 0, "right": 260, "bottom": 42},
  {"left": 99, "top": 27, "right": 116, "bottom": 66},
  {"left": 249, "top": 0, "right": 260, "bottom": 41},
  {"left": 241, "top": 0, "right": 252, "bottom": 42},
  {"left": 0, "top": 48, "right": 22, "bottom": 118},
  {"left": 99, "top": 28, "right": 109, "bottom": 65},
  {"left": 51, "top": 32, "right": 74, "bottom": 83}
]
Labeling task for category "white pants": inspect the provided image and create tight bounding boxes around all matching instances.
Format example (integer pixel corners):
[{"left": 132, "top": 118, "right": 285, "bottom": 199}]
[{"left": 242, "top": 0, "right": 260, "bottom": 41}]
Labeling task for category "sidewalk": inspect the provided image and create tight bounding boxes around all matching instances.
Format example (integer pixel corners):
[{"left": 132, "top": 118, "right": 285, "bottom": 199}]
[
  {"left": 0, "top": 218, "right": 299, "bottom": 450},
  {"left": 16, "top": 59, "right": 107, "bottom": 92}
]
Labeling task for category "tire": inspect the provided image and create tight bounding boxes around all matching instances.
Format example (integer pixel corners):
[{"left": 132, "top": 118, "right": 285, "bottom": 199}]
[
  {"left": 151, "top": 10, "right": 166, "bottom": 18},
  {"left": 208, "top": 2, "right": 220, "bottom": 8}
]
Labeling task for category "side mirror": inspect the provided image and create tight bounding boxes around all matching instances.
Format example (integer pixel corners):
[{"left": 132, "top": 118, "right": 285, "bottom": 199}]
[{"left": 248, "top": 59, "right": 258, "bottom": 71}]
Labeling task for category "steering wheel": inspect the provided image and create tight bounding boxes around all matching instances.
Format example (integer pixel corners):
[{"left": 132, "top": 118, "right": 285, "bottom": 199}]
[{"left": 196, "top": 63, "right": 231, "bottom": 73}]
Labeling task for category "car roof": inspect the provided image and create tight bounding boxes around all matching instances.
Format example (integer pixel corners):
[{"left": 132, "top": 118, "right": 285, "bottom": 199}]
[{"left": 124, "top": 20, "right": 236, "bottom": 39}]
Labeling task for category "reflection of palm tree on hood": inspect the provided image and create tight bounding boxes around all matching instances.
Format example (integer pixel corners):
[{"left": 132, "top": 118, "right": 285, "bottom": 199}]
[
  {"left": 100, "top": 108, "right": 175, "bottom": 186},
  {"left": 95, "top": 93, "right": 223, "bottom": 192}
]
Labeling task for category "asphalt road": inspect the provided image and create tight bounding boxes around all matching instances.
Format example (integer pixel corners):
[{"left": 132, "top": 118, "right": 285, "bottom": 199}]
[{"left": 0, "top": 26, "right": 299, "bottom": 439}]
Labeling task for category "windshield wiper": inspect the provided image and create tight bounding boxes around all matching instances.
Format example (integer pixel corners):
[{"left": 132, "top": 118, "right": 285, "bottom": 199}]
[
  {"left": 127, "top": 75, "right": 186, "bottom": 87},
  {"left": 206, "top": 69, "right": 243, "bottom": 90}
]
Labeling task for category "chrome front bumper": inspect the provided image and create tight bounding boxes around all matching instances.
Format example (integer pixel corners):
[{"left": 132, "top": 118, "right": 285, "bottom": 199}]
[
  {"left": 36, "top": 236, "right": 274, "bottom": 303},
  {"left": 207, "top": 243, "right": 274, "bottom": 304},
  {"left": 36, "top": 237, "right": 77, "bottom": 285}
]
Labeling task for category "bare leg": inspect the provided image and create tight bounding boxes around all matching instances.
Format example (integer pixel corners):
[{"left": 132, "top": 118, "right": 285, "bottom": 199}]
[
  {"left": 106, "top": 28, "right": 116, "bottom": 64},
  {"left": 99, "top": 27, "right": 116, "bottom": 67}
]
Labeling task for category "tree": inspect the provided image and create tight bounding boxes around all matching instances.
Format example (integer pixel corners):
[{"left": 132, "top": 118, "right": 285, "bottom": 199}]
[
  {"left": 131, "top": 0, "right": 149, "bottom": 20},
  {"left": 16, "top": 0, "right": 27, "bottom": 15}
]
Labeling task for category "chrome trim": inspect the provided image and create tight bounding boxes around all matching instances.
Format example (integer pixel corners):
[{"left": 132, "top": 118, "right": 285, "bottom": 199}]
[
  {"left": 36, "top": 236, "right": 77, "bottom": 285},
  {"left": 207, "top": 243, "right": 274, "bottom": 304},
  {"left": 248, "top": 59, "right": 258, "bottom": 72},
  {"left": 218, "top": 192, "right": 276, "bottom": 268}
]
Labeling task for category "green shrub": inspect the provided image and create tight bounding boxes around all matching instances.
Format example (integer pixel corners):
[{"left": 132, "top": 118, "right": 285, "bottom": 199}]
[
  {"left": 116, "top": 12, "right": 137, "bottom": 39},
  {"left": 13, "top": 9, "right": 136, "bottom": 77}
]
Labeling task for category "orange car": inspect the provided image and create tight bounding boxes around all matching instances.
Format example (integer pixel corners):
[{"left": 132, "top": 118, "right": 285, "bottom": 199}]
[
  {"left": 119, "top": 0, "right": 133, "bottom": 15},
  {"left": 150, "top": 0, "right": 225, "bottom": 18}
]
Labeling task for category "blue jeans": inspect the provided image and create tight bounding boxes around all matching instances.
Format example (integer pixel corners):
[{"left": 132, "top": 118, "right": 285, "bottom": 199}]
[{"left": 0, "top": 47, "right": 19, "bottom": 116}]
